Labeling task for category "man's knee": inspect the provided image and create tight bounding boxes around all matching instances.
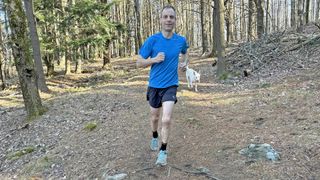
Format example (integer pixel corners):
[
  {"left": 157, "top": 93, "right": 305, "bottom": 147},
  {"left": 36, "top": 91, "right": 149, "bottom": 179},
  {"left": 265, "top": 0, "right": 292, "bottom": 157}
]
[
  {"left": 150, "top": 109, "right": 160, "bottom": 121},
  {"left": 162, "top": 116, "right": 171, "bottom": 126}
]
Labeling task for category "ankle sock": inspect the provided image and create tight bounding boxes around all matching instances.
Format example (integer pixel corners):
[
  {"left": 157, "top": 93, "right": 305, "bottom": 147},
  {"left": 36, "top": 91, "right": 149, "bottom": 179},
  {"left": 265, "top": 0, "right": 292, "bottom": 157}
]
[
  {"left": 160, "top": 143, "right": 167, "bottom": 151},
  {"left": 152, "top": 131, "right": 158, "bottom": 138}
]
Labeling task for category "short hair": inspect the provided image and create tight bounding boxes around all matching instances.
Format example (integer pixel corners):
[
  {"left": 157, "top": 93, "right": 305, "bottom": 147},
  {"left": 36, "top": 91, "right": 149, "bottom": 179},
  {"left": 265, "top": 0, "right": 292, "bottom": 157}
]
[{"left": 161, "top": 5, "right": 176, "bottom": 14}]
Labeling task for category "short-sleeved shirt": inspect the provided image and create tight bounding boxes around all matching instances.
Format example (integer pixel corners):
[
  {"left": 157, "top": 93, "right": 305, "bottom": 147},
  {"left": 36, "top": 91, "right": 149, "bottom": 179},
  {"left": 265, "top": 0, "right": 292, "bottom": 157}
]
[{"left": 139, "top": 32, "right": 189, "bottom": 88}]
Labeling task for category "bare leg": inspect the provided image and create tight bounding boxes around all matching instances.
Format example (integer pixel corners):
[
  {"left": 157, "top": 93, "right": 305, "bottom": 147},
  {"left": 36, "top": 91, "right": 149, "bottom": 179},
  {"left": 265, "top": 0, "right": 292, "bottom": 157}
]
[
  {"left": 161, "top": 101, "right": 175, "bottom": 144},
  {"left": 150, "top": 106, "right": 161, "bottom": 132}
]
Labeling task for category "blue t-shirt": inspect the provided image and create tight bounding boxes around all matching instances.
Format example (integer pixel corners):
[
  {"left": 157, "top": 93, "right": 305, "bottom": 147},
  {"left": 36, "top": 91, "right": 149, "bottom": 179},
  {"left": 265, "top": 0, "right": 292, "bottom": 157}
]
[{"left": 139, "top": 32, "right": 189, "bottom": 88}]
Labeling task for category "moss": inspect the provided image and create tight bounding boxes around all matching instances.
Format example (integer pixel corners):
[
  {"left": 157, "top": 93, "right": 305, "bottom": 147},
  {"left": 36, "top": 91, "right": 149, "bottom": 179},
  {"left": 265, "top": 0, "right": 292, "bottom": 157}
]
[
  {"left": 219, "top": 72, "right": 231, "bottom": 80},
  {"left": 22, "top": 156, "right": 54, "bottom": 174},
  {"left": 7, "top": 146, "right": 35, "bottom": 160},
  {"left": 26, "top": 106, "right": 48, "bottom": 122},
  {"left": 84, "top": 122, "right": 97, "bottom": 131}
]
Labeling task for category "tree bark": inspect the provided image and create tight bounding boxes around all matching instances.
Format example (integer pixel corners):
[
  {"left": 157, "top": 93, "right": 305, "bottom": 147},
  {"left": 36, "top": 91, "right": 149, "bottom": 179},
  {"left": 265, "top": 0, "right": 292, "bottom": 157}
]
[
  {"left": 255, "top": 0, "right": 264, "bottom": 38},
  {"left": 240, "top": 0, "right": 246, "bottom": 40},
  {"left": 23, "top": 0, "right": 49, "bottom": 92},
  {"left": 248, "top": 0, "right": 256, "bottom": 41},
  {"left": 5, "top": 0, "right": 45, "bottom": 120},
  {"left": 277, "top": 0, "right": 281, "bottom": 31},
  {"left": 305, "top": 0, "right": 310, "bottom": 23},
  {"left": 291, "top": 0, "right": 296, "bottom": 29},
  {"left": 297, "top": 0, "right": 304, "bottom": 32},
  {"left": 226, "top": 0, "right": 235, "bottom": 43},
  {"left": 266, "top": 0, "right": 270, "bottom": 34},
  {"left": 316, "top": 0, "right": 320, "bottom": 21},
  {"left": 200, "top": 0, "right": 209, "bottom": 54},
  {"left": 0, "top": 24, "right": 5, "bottom": 90},
  {"left": 214, "top": 0, "right": 226, "bottom": 76},
  {"left": 134, "top": 0, "right": 142, "bottom": 54}
]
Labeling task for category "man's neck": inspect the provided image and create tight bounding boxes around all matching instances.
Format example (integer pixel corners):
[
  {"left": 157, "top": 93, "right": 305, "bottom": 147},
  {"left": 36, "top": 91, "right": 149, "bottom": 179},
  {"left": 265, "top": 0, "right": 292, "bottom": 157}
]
[{"left": 161, "top": 31, "right": 174, "bottom": 39}]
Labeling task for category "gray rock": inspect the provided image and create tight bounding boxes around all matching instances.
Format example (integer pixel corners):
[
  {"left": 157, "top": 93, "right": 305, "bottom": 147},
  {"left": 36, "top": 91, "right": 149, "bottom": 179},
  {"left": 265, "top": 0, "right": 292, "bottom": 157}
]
[
  {"left": 106, "top": 173, "right": 127, "bottom": 180},
  {"left": 239, "top": 143, "right": 280, "bottom": 161}
]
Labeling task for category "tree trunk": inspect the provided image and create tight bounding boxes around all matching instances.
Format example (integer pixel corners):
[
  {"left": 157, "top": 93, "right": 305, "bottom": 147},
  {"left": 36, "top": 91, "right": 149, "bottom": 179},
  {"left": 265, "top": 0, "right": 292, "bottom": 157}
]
[
  {"left": 44, "top": 53, "right": 55, "bottom": 76},
  {"left": 75, "top": 48, "right": 82, "bottom": 73},
  {"left": 200, "top": 0, "right": 208, "bottom": 54},
  {"left": 316, "top": 0, "right": 320, "bottom": 21},
  {"left": 277, "top": 0, "right": 281, "bottom": 31},
  {"left": 23, "top": 0, "right": 49, "bottom": 92},
  {"left": 298, "top": 0, "right": 304, "bottom": 32},
  {"left": 291, "top": 0, "right": 296, "bottom": 29},
  {"left": 255, "top": 0, "right": 264, "bottom": 38},
  {"left": 134, "top": 0, "right": 142, "bottom": 54},
  {"left": 226, "top": 0, "right": 235, "bottom": 43},
  {"left": 284, "top": 0, "right": 288, "bottom": 28},
  {"left": 0, "top": 59, "right": 5, "bottom": 90},
  {"left": 0, "top": 21, "right": 6, "bottom": 90},
  {"left": 102, "top": 40, "right": 112, "bottom": 69},
  {"left": 210, "top": 0, "right": 217, "bottom": 57},
  {"left": 214, "top": 0, "right": 226, "bottom": 76},
  {"left": 248, "top": 0, "right": 256, "bottom": 41},
  {"left": 266, "top": 0, "right": 270, "bottom": 34},
  {"left": 240, "top": 0, "right": 246, "bottom": 40},
  {"left": 5, "top": 0, "right": 45, "bottom": 120},
  {"left": 305, "top": 0, "right": 310, "bottom": 23}
]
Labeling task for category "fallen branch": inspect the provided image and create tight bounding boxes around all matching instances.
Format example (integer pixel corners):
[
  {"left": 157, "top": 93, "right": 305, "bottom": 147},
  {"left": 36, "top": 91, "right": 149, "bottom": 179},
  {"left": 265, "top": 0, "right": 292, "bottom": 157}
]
[
  {"left": 285, "top": 35, "right": 320, "bottom": 52},
  {"left": 314, "top": 23, "right": 320, "bottom": 30}
]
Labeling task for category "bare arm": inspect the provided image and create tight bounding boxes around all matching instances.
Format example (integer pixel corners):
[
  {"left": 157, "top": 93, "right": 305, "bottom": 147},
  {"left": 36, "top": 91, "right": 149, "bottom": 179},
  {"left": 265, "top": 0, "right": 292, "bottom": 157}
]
[
  {"left": 136, "top": 52, "right": 165, "bottom": 68},
  {"left": 179, "top": 52, "right": 189, "bottom": 71}
]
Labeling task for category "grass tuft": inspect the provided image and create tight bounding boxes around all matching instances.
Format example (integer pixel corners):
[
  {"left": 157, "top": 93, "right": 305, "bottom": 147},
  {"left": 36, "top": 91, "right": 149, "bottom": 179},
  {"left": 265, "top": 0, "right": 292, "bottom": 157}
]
[{"left": 84, "top": 122, "right": 97, "bottom": 131}]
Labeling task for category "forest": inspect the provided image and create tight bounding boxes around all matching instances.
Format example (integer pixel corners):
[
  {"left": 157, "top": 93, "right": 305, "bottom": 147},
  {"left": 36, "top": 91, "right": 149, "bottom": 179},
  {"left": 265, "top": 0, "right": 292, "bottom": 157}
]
[{"left": 0, "top": 0, "right": 319, "bottom": 179}]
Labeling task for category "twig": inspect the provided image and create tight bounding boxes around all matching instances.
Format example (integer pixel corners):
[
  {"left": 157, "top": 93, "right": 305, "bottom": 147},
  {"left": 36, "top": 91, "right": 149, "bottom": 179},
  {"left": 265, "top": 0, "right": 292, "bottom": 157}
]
[
  {"left": 167, "top": 166, "right": 171, "bottom": 177},
  {"left": 169, "top": 164, "right": 221, "bottom": 180},
  {"left": 132, "top": 166, "right": 154, "bottom": 173}
]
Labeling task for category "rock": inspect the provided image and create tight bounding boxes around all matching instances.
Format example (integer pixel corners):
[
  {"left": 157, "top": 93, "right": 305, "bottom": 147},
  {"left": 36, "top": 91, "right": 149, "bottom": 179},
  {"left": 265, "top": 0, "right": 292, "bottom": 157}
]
[
  {"left": 106, "top": 173, "right": 127, "bottom": 180},
  {"left": 239, "top": 143, "right": 280, "bottom": 162}
]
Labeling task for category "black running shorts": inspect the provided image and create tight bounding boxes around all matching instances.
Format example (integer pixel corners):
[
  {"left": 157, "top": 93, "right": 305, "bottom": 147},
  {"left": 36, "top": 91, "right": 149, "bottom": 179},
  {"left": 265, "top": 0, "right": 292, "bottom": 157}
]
[{"left": 146, "top": 85, "right": 178, "bottom": 108}]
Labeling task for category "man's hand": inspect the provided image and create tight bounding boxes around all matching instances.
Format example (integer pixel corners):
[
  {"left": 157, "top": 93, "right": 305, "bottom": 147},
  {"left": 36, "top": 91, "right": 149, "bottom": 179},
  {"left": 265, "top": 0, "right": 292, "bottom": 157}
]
[
  {"left": 153, "top": 52, "right": 165, "bottom": 63},
  {"left": 179, "top": 61, "right": 187, "bottom": 71}
]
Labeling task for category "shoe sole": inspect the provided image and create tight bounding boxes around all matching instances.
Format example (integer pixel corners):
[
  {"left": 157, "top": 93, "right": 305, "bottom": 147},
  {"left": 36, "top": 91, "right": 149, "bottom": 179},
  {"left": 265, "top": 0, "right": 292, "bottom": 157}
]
[{"left": 156, "top": 162, "right": 167, "bottom": 166}]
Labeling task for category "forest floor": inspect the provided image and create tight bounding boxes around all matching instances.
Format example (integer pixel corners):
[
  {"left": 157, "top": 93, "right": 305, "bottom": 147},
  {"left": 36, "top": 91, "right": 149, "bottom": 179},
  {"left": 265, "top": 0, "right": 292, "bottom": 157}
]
[{"left": 0, "top": 25, "right": 320, "bottom": 180}]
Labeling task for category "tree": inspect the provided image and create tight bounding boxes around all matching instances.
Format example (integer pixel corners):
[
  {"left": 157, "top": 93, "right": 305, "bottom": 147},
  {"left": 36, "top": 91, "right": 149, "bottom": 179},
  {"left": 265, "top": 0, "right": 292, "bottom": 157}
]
[
  {"left": 291, "top": 0, "right": 296, "bottom": 29},
  {"left": 305, "top": 0, "right": 310, "bottom": 23},
  {"left": 240, "top": 0, "right": 246, "bottom": 40},
  {"left": 0, "top": 23, "right": 5, "bottom": 90},
  {"left": 226, "top": 0, "right": 235, "bottom": 43},
  {"left": 297, "top": 0, "right": 304, "bottom": 32},
  {"left": 214, "top": 0, "right": 226, "bottom": 77},
  {"left": 134, "top": 0, "right": 142, "bottom": 54},
  {"left": 255, "top": 0, "right": 264, "bottom": 38},
  {"left": 23, "top": 0, "right": 49, "bottom": 92},
  {"left": 248, "top": 0, "right": 256, "bottom": 41},
  {"left": 200, "top": 0, "right": 209, "bottom": 55},
  {"left": 316, "top": 0, "right": 320, "bottom": 21},
  {"left": 5, "top": 0, "right": 45, "bottom": 120},
  {"left": 266, "top": 0, "right": 270, "bottom": 34}
]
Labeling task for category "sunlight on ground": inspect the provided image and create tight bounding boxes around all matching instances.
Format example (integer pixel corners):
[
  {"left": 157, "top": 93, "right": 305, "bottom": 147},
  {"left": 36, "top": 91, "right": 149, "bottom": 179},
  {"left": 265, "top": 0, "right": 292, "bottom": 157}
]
[
  {"left": 0, "top": 98, "right": 23, "bottom": 107},
  {"left": 179, "top": 90, "right": 249, "bottom": 106}
]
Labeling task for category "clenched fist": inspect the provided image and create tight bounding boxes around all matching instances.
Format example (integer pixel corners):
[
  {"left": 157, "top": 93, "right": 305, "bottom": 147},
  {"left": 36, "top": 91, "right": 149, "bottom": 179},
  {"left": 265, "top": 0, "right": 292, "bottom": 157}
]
[{"left": 153, "top": 52, "right": 165, "bottom": 63}]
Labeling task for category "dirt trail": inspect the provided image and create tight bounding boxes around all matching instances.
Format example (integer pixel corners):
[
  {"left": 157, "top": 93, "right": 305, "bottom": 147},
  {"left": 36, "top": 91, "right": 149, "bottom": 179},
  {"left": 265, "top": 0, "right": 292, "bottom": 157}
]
[{"left": 0, "top": 56, "right": 319, "bottom": 179}]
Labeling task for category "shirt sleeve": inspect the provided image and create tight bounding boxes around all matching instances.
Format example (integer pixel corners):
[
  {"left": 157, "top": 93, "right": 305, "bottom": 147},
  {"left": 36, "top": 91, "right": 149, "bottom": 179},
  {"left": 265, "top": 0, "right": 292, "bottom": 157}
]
[
  {"left": 139, "top": 37, "right": 154, "bottom": 59},
  {"left": 181, "top": 37, "right": 189, "bottom": 54}
]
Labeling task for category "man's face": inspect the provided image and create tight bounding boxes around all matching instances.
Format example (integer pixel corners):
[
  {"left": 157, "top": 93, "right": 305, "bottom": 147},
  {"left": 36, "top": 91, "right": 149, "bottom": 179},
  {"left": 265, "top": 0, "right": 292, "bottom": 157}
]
[{"left": 160, "top": 8, "right": 176, "bottom": 32}]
